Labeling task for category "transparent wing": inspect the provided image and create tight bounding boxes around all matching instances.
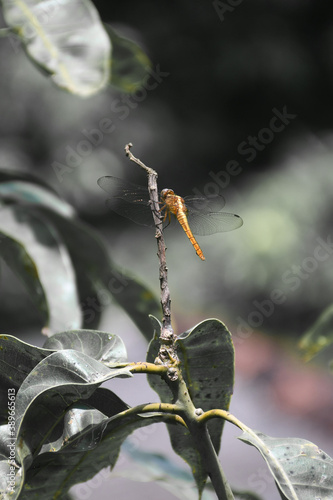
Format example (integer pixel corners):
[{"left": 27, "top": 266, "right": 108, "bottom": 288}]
[
  {"left": 98, "top": 176, "right": 242, "bottom": 234},
  {"left": 98, "top": 175, "right": 154, "bottom": 226},
  {"left": 98, "top": 176, "right": 150, "bottom": 204},
  {"left": 183, "top": 193, "right": 226, "bottom": 214},
  {"left": 187, "top": 211, "right": 243, "bottom": 236},
  {"left": 105, "top": 198, "right": 155, "bottom": 226}
]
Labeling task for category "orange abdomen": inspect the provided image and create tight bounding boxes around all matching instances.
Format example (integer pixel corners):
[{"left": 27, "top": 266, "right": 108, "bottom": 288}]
[
  {"left": 176, "top": 210, "right": 205, "bottom": 261},
  {"left": 164, "top": 193, "right": 205, "bottom": 261}
]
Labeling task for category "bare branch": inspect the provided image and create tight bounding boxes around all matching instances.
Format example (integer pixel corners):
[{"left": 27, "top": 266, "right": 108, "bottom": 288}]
[{"left": 124, "top": 143, "right": 178, "bottom": 367}]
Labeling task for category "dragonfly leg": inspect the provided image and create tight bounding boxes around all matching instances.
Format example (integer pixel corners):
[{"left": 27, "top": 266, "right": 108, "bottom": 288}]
[
  {"left": 156, "top": 203, "right": 171, "bottom": 228},
  {"left": 149, "top": 200, "right": 163, "bottom": 218},
  {"left": 158, "top": 203, "right": 166, "bottom": 215},
  {"left": 162, "top": 208, "right": 172, "bottom": 229}
]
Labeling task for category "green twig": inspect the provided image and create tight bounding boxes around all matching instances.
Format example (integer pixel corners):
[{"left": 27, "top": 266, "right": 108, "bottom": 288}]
[
  {"left": 111, "top": 401, "right": 187, "bottom": 428},
  {"left": 128, "top": 361, "right": 169, "bottom": 374},
  {"left": 175, "top": 373, "right": 235, "bottom": 500},
  {"left": 189, "top": 423, "right": 234, "bottom": 500},
  {"left": 197, "top": 409, "right": 248, "bottom": 432}
]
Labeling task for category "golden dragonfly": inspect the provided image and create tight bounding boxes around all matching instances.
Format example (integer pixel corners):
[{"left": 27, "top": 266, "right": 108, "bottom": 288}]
[{"left": 98, "top": 176, "right": 243, "bottom": 260}]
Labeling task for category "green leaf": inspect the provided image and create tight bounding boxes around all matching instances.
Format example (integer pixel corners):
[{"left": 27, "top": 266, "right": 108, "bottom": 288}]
[
  {"left": 0, "top": 232, "right": 49, "bottom": 323},
  {"left": 0, "top": 170, "right": 160, "bottom": 335},
  {"left": 20, "top": 412, "right": 162, "bottom": 499},
  {"left": 0, "top": 371, "right": 161, "bottom": 500},
  {"left": 0, "top": 178, "right": 74, "bottom": 217},
  {"left": 37, "top": 208, "right": 161, "bottom": 336},
  {"left": 147, "top": 318, "right": 234, "bottom": 494},
  {"left": 1, "top": 397, "right": 161, "bottom": 499},
  {"left": 39, "top": 403, "right": 110, "bottom": 455},
  {"left": 1, "top": 0, "right": 111, "bottom": 96},
  {"left": 0, "top": 328, "right": 128, "bottom": 425},
  {"left": 15, "top": 350, "right": 131, "bottom": 465},
  {"left": 1, "top": 345, "right": 132, "bottom": 497},
  {"left": 0, "top": 169, "right": 60, "bottom": 193},
  {"left": 83, "top": 386, "right": 130, "bottom": 417},
  {"left": 38, "top": 387, "right": 130, "bottom": 456},
  {"left": 0, "top": 330, "right": 127, "bottom": 420},
  {"left": 299, "top": 304, "right": 333, "bottom": 361},
  {"left": 43, "top": 329, "right": 127, "bottom": 364},
  {"left": 176, "top": 319, "right": 234, "bottom": 440},
  {"left": 0, "top": 334, "right": 54, "bottom": 421},
  {"left": 105, "top": 25, "right": 152, "bottom": 92},
  {"left": 0, "top": 205, "right": 81, "bottom": 333},
  {"left": 239, "top": 430, "right": 333, "bottom": 500}
]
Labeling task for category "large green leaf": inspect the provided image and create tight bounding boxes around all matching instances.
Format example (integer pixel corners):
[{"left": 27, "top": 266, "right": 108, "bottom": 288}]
[
  {"left": 37, "top": 208, "right": 161, "bottom": 336},
  {"left": 0, "top": 334, "right": 54, "bottom": 421},
  {"left": 299, "top": 304, "right": 333, "bottom": 362},
  {"left": 0, "top": 170, "right": 160, "bottom": 335},
  {"left": 0, "top": 178, "right": 74, "bottom": 217},
  {"left": 20, "top": 412, "right": 163, "bottom": 500},
  {"left": 0, "top": 328, "right": 162, "bottom": 500},
  {"left": 147, "top": 317, "right": 234, "bottom": 494},
  {"left": 0, "top": 169, "right": 60, "bottom": 194},
  {"left": 239, "top": 430, "right": 333, "bottom": 500},
  {"left": 0, "top": 231, "right": 49, "bottom": 322},
  {"left": 15, "top": 350, "right": 131, "bottom": 464},
  {"left": 39, "top": 403, "right": 112, "bottom": 455},
  {"left": 1, "top": 398, "right": 161, "bottom": 499},
  {"left": 0, "top": 337, "right": 132, "bottom": 498},
  {"left": 1, "top": 0, "right": 111, "bottom": 96},
  {"left": 43, "top": 329, "right": 127, "bottom": 364},
  {"left": 0, "top": 329, "right": 127, "bottom": 417},
  {"left": 0, "top": 330, "right": 127, "bottom": 423},
  {"left": 105, "top": 24, "right": 152, "bottom": 92},
  {"left": 0, "top": 205, "right": 81, "bottom": 333},
  {"left": 80, "top": 386, "right": 130, "bottom": 418}
]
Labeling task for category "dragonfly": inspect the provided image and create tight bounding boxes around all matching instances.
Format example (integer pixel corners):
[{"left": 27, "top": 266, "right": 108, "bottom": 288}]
[{"left": 98, "top": 176, "right": 243, "bottom": 261}]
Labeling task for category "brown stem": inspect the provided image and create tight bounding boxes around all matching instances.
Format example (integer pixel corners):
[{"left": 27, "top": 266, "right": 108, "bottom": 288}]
[{"left": 124, "top": 144, "right": 178, "bottom": 367}]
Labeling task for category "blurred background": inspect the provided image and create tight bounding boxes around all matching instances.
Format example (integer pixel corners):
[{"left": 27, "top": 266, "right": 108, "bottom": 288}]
[{"left": 1, "top": 0, "right": 333, "bottom": 498}]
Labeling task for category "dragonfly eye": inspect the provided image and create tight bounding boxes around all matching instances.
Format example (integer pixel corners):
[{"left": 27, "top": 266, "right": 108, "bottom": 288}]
[{"left": 161, "top": 188, "right": 175, "bottom": 200}]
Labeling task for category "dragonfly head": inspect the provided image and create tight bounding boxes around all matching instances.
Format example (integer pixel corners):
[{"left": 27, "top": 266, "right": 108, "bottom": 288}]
[{"left": 160, "top": 188, "right": 175, "bottom": 201}]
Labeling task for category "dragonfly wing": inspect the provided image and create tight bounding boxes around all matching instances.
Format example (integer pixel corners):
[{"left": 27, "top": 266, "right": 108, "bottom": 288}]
[
  {"left": 183, "top": 194, "right": 226, "bottom": 214},
  {"left": 105, "top": 197, "right": 155, "bottom": 226},
  {"left": 98, "top": 176, "right": 150, "bottom": 205},
  {"left": 98, "top": 176, "right": 242, "bottom": 233},
  {"left": 99, "top": 176, "right": 154, "bottom": 226},
  {"left": 187, "top": 211, "right": 243, "bottom": 236}
]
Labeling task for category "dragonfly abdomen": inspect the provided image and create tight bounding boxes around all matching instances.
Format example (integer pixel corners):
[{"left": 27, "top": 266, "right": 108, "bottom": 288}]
[{"left": 176, "top": 209, "right": 205, "bottom": 261}]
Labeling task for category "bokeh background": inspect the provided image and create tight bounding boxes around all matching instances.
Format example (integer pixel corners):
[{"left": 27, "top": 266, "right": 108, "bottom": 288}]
[{"left": 1, "top": 1, "right": 333, "bottom": 499}]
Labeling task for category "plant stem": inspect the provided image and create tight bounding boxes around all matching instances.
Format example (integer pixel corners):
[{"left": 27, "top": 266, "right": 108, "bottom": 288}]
[
  {"left": 124, "top": 144, "right": 233, "bottom": 498},
  {"left": 124, "top": 143, "right": 178, "bottom": 366},
  {"left": 175, "top": 374, "right": 234, "bottom": 500},
  {"left": 190, "top": 424, "right": 234, "bottom": 500},
  {"left": 110, "top": 401, "right": 187, "bottom": 427},
  {"left": 197, "top": 409, "right": 248, "bottom": 432},
  {"left": 127, "top": 361, "right": 169, "bottom": 374}
]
